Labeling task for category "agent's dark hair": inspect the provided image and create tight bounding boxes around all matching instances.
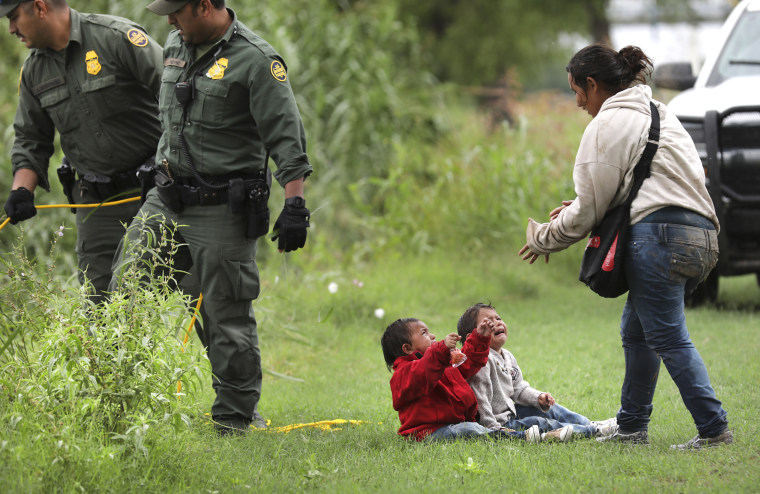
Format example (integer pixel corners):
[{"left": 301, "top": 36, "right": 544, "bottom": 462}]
[
  {"left": 566, "top": 44, "right": 653, "bottom": 94},
  {"left": 457, "top": 302, "right": 494, "bottom": 341},
  {"left": 381, "top": 318, "right": 419, "bottom": 372}
]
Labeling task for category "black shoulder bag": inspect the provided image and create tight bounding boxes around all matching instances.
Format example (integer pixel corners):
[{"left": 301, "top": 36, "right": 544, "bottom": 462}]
[{"left": 578, "top": 101, "right": 660, "bottom": 298}]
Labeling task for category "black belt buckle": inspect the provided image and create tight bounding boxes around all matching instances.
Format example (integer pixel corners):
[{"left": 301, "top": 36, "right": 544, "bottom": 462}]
[{"left": 199, "top": 189, "right": 218, "bottom": 206}]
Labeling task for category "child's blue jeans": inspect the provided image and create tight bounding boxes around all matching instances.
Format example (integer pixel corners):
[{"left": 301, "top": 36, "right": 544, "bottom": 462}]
[
  {"left": 427, "top": 422, "right": 524, "bottom": 441},
  {"left": 504, "top": 404, "right": 597, "bottom": 437}
]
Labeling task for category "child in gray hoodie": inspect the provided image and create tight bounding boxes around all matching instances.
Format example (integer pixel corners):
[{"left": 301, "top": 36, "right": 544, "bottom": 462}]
[{"left": 458, "top": 303, "right": 616, "bottom": 440}]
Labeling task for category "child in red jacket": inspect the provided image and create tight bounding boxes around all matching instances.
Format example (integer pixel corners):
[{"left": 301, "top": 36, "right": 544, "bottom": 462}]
[{"left": 381, "top": 317, "right": 537, "bottom": 441}]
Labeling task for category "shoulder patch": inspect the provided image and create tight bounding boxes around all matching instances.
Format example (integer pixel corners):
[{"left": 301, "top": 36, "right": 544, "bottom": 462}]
[
  {"left": 270, "top": 60, "right": 287, "bottom": 82},
  {"left": 127, "top": 28, "right": 149, "bottom": 47}
]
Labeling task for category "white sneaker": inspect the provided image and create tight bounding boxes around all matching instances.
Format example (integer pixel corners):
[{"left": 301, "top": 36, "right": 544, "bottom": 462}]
[
  {"left": 541, "top": 425, "right": 573, "bottom": 442},
  {"left": 524, "top": 424, "right": 541, "bottom": 443},
  {"left": 591, "top": 417, "right": 618, "bottom": 436}
]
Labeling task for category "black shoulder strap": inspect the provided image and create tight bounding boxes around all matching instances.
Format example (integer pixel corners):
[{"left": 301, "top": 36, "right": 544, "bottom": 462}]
[{"left": 625, "top": 100, "right": 660, "bottom": 207}]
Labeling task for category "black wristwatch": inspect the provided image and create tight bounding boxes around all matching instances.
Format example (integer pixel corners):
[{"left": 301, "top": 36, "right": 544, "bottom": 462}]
[{"left": 284, "top": 196, "right": 305, "bottom": 208}]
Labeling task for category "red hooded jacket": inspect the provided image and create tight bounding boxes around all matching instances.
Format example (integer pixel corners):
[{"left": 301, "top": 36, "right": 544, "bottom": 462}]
[{"left": 389, "top": 331, "right": 491, "bottom": 440}]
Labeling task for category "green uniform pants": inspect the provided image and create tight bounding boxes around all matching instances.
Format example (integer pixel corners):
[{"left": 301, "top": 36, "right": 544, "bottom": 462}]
[
  {"left": 75, "top": 187, "right": 141, "bottom": 304},
  {"left": 111, "top": 188, "right": 262, "bottom": 427}
]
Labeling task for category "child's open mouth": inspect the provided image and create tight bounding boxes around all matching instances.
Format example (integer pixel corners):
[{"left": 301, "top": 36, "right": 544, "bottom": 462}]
[{"left": 495, "top": 330, "right": 505, "bottom": 336}]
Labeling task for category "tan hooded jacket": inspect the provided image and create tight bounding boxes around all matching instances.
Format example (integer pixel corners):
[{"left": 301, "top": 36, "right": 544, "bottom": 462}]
[{"left": 526, "top": 84, "right": 718, "bottom": 255}]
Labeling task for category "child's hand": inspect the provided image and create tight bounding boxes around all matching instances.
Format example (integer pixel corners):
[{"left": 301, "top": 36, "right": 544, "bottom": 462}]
[
  {"left": 443, "top": 333, "right": 461, "bottom": 350},
  {"left": 475, "top": 318, "right": 495, "bottom": 337},
  {"left": 538, "top": 392, "right": 555, "bottom": 407}
]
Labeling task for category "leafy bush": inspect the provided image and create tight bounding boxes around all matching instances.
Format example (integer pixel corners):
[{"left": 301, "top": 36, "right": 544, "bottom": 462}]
[{"left": 0, "top": 218, "right": 205, "bottom": 456}]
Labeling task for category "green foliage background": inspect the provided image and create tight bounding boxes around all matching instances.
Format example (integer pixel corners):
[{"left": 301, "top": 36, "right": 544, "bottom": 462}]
[{"left": 2, "top": 1, "right": 757, "bottom": 492}]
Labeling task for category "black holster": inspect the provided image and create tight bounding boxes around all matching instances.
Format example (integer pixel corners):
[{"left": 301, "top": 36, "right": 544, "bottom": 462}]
[
  {"left": 245, "top": 177, "right": 270, "bottom": 239},
  {"left": 56, "top": 156, "right": 77, "bottom": 213},
  {"left": 136, "top": 157, "right": 157, "bottom": 205},
  {"left": 155, "top": 168, "right": 184, "bottom": 213},
  {"left": 222, "top": 169, "right": 271, "bottom": 239}
]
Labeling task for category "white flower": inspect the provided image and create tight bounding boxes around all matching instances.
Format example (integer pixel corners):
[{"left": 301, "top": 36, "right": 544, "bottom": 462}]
[
  {"left": 328, "top": 282, "right": 338, "bottom": 294},
  {"left": 374, "top": 308, "right": 385, "bottom": 319}
]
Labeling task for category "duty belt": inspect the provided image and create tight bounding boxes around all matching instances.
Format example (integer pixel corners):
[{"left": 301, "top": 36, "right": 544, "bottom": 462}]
[
  {"left": 79, "top": 168, "right": 142, "bottom": 201},
  {"left": 172, "top": 175, "right": 264, "bottom": 207}
]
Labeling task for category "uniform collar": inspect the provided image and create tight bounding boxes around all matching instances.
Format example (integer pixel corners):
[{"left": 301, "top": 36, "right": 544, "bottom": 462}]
[
  {"left": 208, "top": 8, "right": 239, "bottom": 48},
  {"left": 67, "top": 9, "right": 83, "bottom": 48}
]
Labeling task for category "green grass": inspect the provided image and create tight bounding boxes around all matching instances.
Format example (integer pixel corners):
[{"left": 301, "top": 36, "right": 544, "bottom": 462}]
[
  {"left": 1, "top": 89, "right": 757, "bottom": 493},
  {"left": 3, "top": 245, "right": 758, "bottom": 493}
]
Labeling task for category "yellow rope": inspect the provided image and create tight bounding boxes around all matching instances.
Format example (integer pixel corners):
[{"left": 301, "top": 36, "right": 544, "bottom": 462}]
[
  {"left": 253, "top": 419, "right": 370, "bottom": 433},
  {"left": 0, "top": 196, "right": 140, "bottom": 233},
  {"left": 37, "top": 196, "right": 140, "bottom": 209},
  {"left": 177, "top": 294, "right": 204, "bottom": 398}
]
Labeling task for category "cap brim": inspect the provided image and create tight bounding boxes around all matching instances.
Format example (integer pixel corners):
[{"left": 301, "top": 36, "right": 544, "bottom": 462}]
[
  {"left": 146, "top": 0, "right": 188, "bottom": 15},
  {"left": 0, "top": 3, "right": 22, "bottom": 17}
]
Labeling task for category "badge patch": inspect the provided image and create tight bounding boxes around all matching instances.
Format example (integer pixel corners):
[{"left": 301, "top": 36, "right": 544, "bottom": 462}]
[
  {"left": 270, "top": 60, "right": 287, "bottom": 82},
  {"left": 86, "top": 50, "right": 101, "bottom": 75},
  {"left": 206, "top": 58, "right": 229, "bottom": 80},
  {"left": 127, "top": 29, "right": 149, "bottom": 47}
]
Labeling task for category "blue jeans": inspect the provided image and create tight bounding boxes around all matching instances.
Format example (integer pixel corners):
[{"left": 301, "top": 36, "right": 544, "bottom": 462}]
[
  {"left": 504, "top": 404, "right": 597, "bottom": 437},
  {"left": 618, "top": 221, "right": 728, "bottom": 437},
  {"left": 427, "top": 422, "right": 524, "bottom": 441}
]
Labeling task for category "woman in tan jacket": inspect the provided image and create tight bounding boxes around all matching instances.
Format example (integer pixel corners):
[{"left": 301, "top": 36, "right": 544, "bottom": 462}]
[{"left": 519, "top": 44, "right": 731, "bottom": 451}]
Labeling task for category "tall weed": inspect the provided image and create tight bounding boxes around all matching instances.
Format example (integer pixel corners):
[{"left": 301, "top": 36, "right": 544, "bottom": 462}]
[{"left": 0, "top": 217, "right": 206, "bottom": 457}]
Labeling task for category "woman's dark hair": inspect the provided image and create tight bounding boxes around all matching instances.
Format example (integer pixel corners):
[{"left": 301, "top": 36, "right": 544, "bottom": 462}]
[
  {"left": 566, "top": 44, "right": 653, "bottom": 94},
  {"left": 457, "top": 303, "right": 494, "bottom": 341},
  {"left": 381, "top": 318, "right": 419, "bottom": 371}
]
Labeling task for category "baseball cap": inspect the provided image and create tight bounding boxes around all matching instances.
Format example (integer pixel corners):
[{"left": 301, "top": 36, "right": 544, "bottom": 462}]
[
  {"left": 146, "top": 0, "right": 190, "bottom": 15},
  {"left": 0, "top": 0, "right": 25, "bottom": 18}
]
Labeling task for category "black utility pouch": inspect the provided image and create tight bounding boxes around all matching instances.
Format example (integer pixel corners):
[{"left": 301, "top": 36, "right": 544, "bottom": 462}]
[
  {"left": 227, "top": 178, "right": 246, "bottom": 214},
  {"left": 155, "top": 170, "right": 184, "bottom": 213},
  {"left": 245, "top": 180, "right": 270, "bottom": 239},
  {"left": 93, "top": 175, "right": 117, "bottom": 201}
]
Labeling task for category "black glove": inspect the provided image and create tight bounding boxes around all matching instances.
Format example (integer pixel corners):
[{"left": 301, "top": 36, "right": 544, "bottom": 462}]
[
  {"left": 271, "top": 197, "right": 310, "bottom": 252},
  {"left": 4, "top": 187, "right": 37, "bottom": 224}
]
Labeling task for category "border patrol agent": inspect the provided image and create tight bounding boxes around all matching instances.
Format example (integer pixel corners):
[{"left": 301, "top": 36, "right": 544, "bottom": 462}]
[
  {"left": 111, "top": 0, "right": 312, "bottom": 434},
  {"left": 1, "top": 0, "right": 163, "bottom": 304}
]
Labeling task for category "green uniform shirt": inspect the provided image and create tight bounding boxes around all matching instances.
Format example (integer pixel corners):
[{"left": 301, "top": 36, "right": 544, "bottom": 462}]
[
  {"left": 12, "top": 9, "right": 163, "bottom": 191},
  {"left": 158, "top": 9, "right": 312, "bottom": 187}
]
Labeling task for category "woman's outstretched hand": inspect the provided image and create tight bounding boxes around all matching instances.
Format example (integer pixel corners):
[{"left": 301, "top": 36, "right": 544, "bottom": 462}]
[{"left": 519, "top": 243, "right": 550, "bottom": 264}]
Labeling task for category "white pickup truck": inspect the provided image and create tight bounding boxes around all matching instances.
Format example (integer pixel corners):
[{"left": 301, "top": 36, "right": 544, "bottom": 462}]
[{"left": 654, "top": 0, "right": 760, "bottom": 305}]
